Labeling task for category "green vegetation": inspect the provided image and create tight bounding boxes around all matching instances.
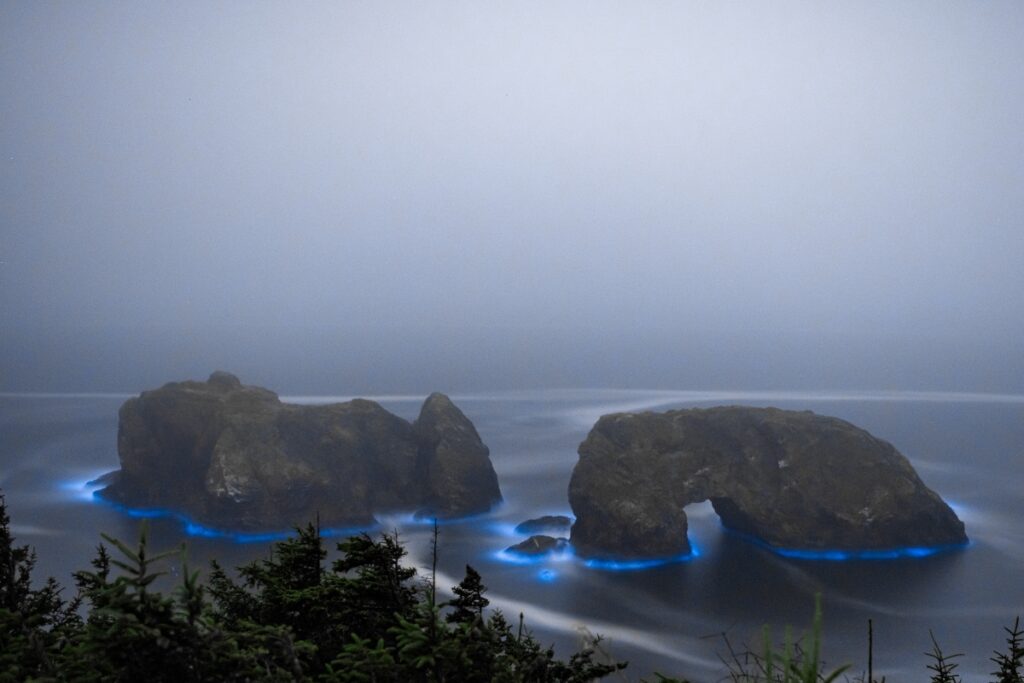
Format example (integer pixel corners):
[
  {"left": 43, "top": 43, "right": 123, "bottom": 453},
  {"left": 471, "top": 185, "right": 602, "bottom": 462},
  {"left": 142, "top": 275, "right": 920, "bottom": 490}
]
[
  {"left": 0, "top": 491, "right": 1021, "bottom": 682},
  {"left": 0, "top": 492, "right": 623, "bottom": 682},
  {"left": 711, "top": 595, "right": 849, "bottom": 683}
]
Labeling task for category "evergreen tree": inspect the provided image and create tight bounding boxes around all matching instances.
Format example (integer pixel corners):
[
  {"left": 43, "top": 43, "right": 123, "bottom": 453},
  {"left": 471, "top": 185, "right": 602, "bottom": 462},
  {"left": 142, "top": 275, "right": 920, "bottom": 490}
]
[
  {"left": 332, "top": 532, "right": 419, "bottom": 643},
  {"left": 321, "top": 633, "right": 399, "bottom": 682},
  {"left": 926, "top": 631, "right": 963, "bottom": 683},
  {"left": 208, "top": 522, "right": 349, "bottom": 670},
  {"left": 26, "top": 490, "right": 1010, "bottom": 683},
  {"left": 446, "top": 564, "right": 489, "bottom": 624},
  {"left": 992, "top": 618, "right": 1024, "bottom": 683},
  {"left": 0, "top": 492, "right": 72, "bottom": 681},
  {"left": 59, "top": 521, "right": 309, "bottom": 682}
]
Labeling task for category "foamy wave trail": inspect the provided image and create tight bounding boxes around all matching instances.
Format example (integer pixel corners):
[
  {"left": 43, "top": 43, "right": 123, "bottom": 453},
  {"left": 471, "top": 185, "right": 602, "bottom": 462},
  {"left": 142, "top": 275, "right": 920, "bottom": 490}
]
[
  {"left": 948, "top": 501, "right": 1024, "bottom": 562},
  {"left": 55, "top": 468, "right": 115, "bottom": 502},
  {"left": 416, "top": 554, "right": 722, "bottom": 674}
]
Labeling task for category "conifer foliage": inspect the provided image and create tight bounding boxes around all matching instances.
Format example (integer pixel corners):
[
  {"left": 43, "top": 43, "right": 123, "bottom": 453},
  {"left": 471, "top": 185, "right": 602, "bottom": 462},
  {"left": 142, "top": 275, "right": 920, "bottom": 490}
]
[
  {"left": 446, "top": 565, "right": 488, "bottom": 624},
  {"left": 991, "top": 618, "right": 1024, "bottom": 683},
  {"left": 1, "top": 489, "right": 1021, "bottom": 683},
  {"left": 0, "top": 492, "right": 622, "bottom": 682},
  {"left": 0, "top": 492, "right": 77, "bottom": 681}
]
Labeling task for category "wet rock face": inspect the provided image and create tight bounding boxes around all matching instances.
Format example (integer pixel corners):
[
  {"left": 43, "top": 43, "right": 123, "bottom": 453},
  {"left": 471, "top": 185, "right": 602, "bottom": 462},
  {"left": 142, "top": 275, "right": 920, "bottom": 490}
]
[
  {"left": 104, "top": 373, "right": 502, "bottom": 530},
  {"left": 413, "top": 393, "right": 502, "bottom": 518},
  {"left": 568, "top": 406, "right": 967, "bottom": 559}
]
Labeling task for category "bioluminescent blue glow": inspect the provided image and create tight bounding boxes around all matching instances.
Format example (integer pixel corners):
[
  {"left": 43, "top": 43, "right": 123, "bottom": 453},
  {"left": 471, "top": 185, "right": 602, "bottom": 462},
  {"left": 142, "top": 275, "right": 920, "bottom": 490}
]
[
  {"left": 83, "top": 480, "right": 501, "bottom": 543},
  {"left": 581, "top": 544, "right": 700, "bottom": 571},
  {"left": 56, "top": 472, "right": 112, "bottom": 502},
  {"left": 723, "top": 527, "right": 970, "bottom": 561},
  {"left": 91, "top": 490, "right": 374, "bottom": 543},
  {"left": 182, "top": 521, "right": 295, "bottom": 543},
  {"left": 492, "top": 547, "right": 574, "bottom": 566},
  {"left": 493, "top": 539, "right": 699, "bottom": 573},
  {"left": 772, "top": 543, "right": 970, "bottom": 561},
  {"left": 537, "top": 569, "right": 558, "bottom": 583}
]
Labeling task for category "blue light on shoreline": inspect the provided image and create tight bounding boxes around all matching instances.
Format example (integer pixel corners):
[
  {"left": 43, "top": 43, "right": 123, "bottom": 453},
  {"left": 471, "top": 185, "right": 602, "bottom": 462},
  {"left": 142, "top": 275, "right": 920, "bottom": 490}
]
[
  {"left": 492, "top": 547, "right": 574, "bottom": 566},
  {"left": 493, "top": 541, "right": 699, "bottom": 573},
  {"left": 74, "top": 475, "right": 965, "bottom": 565},
  {"left": 723, "top": 527, "right": 970, "bottom": 561},
  {"left": 581, "top": 549, "right": 699, "bottom": 571},
  {"left": 772, "top": 543, "right": 970, "bottom": 561},
  {"left": 65, "top": 474, "right": 503, "bottom": 544},
  {"left": 91, "top": 490, "right": 375, "bottom": 543}
]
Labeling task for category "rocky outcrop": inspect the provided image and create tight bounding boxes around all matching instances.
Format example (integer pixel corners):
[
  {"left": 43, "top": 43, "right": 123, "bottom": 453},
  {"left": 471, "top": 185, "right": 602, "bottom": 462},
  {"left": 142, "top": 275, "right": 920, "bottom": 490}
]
[
  {"left": 101, "top": 373, "right": 502, "bottom": 530},
  {"left": 568, "top": 406, "right": 967, "bottom": 559},
  {"left": 506, "top": 535, "right": 569, "bottom": 556},
  {"left": 514, "top": 515, "right": 572, "bottom": 535},
  {"left": 413, "top": 393, "right": 502, "bottom": 519}
]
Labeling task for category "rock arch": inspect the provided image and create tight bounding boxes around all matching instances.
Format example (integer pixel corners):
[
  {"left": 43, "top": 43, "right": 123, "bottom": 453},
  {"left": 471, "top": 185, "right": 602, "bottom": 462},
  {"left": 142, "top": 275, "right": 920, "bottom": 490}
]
[{"left": 567, "top": 406, "right": 966, "bottom": 559}]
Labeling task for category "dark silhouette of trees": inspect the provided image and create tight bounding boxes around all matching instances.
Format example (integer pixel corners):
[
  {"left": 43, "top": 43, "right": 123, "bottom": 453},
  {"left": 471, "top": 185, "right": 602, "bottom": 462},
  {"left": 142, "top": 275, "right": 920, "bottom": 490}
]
[
  {"left": 0, "top": 492, "right": 624, "bottom": 681},
  {"left": 0, "top": 489, "right": 1020, "bottom": 683}
]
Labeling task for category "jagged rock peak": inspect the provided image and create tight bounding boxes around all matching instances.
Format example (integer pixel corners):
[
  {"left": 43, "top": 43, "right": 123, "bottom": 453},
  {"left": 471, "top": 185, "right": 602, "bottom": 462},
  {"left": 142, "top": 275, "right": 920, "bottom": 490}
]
[
  {"left": 413, "top": 391, "right": 502, "bottom": 518},
  {"left": 416, "top": 393, "right": 479, "bottom": 434}
]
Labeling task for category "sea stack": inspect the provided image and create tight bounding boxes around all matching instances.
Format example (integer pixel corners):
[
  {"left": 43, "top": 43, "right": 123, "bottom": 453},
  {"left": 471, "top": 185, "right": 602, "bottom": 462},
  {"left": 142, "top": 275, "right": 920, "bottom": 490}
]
[
  {"left": 568, "top": 406, "right": 967, "bottom": 559},
  {"left": 101, "top": 372, "right": 502, "bottom": 530}
]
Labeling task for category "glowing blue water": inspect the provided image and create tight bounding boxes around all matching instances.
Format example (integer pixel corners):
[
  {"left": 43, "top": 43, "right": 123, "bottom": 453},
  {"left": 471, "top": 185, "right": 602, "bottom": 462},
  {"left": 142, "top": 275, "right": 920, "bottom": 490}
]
[
  {"left": 721, "top": 527, "right": 970, "bottom": 561},
  {"left": 87, "top": 488, "right": 374, "bottom": 543},
  {"left": 6, "top": 390, "right": 1024, "bottom": 683}
]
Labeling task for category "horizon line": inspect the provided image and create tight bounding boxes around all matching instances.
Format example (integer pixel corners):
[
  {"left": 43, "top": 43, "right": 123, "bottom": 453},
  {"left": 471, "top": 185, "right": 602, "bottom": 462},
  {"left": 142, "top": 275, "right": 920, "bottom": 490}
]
[{"left": 3, "top": 388, "right": 1024, "bottom": 404}]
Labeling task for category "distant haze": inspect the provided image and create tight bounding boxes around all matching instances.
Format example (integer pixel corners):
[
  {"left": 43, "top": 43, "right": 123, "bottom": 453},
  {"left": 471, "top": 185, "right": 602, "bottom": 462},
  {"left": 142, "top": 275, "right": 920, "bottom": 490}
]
[{"left": 2, "top": 2, "right": 1022, "bottom": 394}]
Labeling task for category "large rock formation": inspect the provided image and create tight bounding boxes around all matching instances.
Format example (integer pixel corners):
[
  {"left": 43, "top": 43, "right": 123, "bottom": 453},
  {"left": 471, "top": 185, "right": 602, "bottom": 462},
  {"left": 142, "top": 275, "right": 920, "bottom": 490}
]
[
  {"left": 568, "top": 406, "right": 967, "bottom": 559},
  {"left": 101, "top": 372, "right": 502, "bottom": 530}
]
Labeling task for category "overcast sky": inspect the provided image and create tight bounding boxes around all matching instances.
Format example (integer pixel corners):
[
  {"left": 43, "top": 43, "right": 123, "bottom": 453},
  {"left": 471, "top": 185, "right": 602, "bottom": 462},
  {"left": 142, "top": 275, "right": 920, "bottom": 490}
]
[{"left": 2, "top": 2, "right": 1022, "bottom": 393}]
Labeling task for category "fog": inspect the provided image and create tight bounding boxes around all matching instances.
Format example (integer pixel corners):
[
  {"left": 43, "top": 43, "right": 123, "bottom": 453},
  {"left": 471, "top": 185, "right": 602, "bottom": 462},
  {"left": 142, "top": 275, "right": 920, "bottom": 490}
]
[{"left": 2, "top": 2, "right": 1022, "bottom": 393}]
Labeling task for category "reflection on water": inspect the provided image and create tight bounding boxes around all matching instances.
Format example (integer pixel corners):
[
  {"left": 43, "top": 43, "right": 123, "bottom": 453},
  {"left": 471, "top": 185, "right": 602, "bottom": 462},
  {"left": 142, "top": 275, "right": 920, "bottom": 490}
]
[{"left": 2, "top": 390, "right": 1023, "bottom": 682}]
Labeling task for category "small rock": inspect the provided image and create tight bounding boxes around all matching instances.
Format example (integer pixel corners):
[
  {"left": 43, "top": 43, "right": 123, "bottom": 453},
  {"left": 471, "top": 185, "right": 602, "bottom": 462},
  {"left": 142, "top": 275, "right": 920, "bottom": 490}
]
[{"left": 505, "top": 535, "right": 568, "bottom": 556}]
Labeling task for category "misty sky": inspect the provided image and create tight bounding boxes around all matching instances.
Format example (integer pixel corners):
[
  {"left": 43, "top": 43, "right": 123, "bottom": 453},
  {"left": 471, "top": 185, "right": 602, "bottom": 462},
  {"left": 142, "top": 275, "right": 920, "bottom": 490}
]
[{"left": 2, "top": 2, "right": 1023, "bottom": 393}]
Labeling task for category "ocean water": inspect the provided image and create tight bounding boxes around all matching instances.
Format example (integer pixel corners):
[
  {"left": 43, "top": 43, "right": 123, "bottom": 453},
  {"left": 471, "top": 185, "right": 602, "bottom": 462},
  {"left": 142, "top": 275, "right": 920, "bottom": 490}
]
[{"left": 1, "top": 389, "right": 1022, "bottom": 681}]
